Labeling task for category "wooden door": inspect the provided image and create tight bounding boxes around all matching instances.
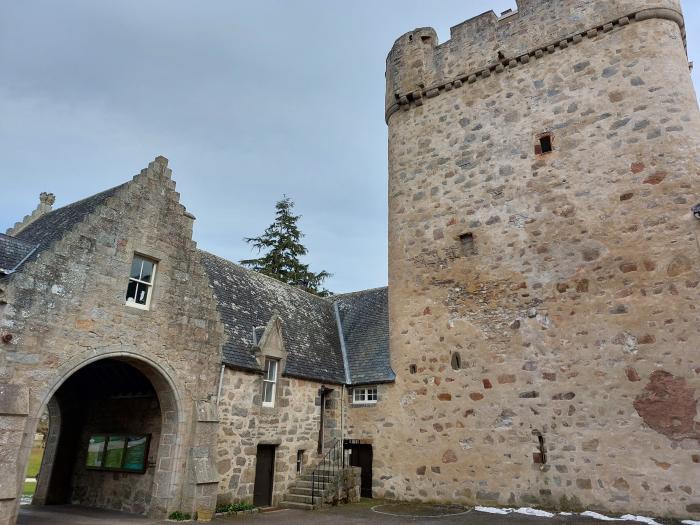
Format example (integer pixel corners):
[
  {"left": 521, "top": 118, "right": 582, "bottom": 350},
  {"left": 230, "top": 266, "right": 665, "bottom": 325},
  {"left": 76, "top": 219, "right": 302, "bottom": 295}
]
[
  {"left": 349, "top": 444, "right": 373, "bottom": 498},
  {"left": 253, "top": 445, "right": 275, "bottom": 507}
]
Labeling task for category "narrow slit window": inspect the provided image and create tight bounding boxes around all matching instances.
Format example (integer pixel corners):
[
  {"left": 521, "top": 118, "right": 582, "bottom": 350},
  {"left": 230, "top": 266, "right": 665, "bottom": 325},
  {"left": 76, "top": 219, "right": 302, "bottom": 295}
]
[
  {"left": 532, "top": 431, "right": 547, "bottom": 464},
  {"left": 536, "top": 133, "right": 553, "bottom": 155},
  {"left": 451, "top": 352, "right": 461, "bottom": 370},
  {"left": 126, "top": 255, "right": 157, "bottom": 310},
  {"left": 409, "top": 364, "right": 417, "bottom": 374},
  {"left": 459, "top": 233, "right": 476, "bottom": 256}
]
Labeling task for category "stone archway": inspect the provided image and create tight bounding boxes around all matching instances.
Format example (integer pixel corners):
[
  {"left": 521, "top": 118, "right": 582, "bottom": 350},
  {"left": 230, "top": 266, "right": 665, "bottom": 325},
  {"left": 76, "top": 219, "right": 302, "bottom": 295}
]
[{"left": 19, "top": 353, "right": 184, "bottom": 519}]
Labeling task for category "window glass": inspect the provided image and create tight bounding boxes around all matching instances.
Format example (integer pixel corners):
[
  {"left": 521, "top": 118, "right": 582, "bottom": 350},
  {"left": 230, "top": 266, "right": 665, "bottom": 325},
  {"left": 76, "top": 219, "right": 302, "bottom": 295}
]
[
  {"left": 130, "top": 258, "right": 143, "bottom": 280},
  {"left": 140, "top": 260, "right": 154, "bottom": 283}
]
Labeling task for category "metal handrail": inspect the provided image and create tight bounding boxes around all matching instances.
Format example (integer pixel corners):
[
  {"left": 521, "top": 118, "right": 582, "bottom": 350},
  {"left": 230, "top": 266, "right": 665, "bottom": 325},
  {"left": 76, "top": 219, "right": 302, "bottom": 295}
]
[{"left": 310, "top": 439, "right": 345, "bottom": 506}]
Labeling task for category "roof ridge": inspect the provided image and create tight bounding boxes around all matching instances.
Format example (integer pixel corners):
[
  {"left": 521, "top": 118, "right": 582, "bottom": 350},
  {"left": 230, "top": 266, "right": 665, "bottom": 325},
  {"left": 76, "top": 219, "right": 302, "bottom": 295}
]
[
  {"left": 331, "top": 286, "right": 388, "bottom": 299},
  {"left": 40, "top": 182, "right": 129, "bottom": 216},
  {"left": 198, "top": 249, "right": 334, "bottom": 306}
]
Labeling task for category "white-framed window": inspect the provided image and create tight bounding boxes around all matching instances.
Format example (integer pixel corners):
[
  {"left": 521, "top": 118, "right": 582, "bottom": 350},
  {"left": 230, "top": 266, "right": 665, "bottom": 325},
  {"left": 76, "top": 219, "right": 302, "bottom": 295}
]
[
  {"left": 296, "top": 449, "right": 304, "bottom": 474},
  {"left": 126, "top": 255, "right": 157, "bottom": 310},
  {"left": 262, "top": 358, "right": 278, "bottom": 407},
  {"left": 352, "top": 386, "right": 378, "bottom": 404}
]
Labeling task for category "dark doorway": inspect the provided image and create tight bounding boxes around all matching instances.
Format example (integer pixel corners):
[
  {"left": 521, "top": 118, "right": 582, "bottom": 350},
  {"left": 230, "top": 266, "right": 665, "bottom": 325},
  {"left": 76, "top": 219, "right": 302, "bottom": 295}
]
[
  {"left": 253, "top": 445, "right": 276, "bottom": 507},
  {"left": 345, "top": 441, "right": 373, "bottom": 498}
]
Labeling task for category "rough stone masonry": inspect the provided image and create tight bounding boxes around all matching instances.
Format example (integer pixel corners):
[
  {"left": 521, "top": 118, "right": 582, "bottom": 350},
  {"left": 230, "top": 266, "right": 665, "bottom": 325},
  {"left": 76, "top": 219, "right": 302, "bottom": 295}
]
[
  {"left": 356, "top": 0, "right": 700, "bottom": 519},
  {"left": 1, "top": 0, "right": 700, "bottom": 524}
]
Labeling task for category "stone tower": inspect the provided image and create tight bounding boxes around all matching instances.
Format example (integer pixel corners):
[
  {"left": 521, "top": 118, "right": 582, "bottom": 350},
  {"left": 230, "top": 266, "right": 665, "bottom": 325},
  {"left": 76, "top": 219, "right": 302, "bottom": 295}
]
[{"left": 382, "top": 0, "right": 700, "bottom": 518}]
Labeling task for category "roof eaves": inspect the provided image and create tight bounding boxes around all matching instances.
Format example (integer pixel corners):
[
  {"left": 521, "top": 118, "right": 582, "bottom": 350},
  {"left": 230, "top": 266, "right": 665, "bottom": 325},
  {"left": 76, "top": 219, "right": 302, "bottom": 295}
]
[{"left": 4, "top": 243, "right": 39, "bottom": 275}]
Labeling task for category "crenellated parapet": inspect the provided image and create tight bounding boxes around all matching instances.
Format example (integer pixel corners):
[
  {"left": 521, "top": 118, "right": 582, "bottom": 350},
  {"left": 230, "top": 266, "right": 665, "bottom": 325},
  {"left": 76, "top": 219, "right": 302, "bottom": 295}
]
[{"left": 385, "top": 0, "right": 684, "bottom": 122}]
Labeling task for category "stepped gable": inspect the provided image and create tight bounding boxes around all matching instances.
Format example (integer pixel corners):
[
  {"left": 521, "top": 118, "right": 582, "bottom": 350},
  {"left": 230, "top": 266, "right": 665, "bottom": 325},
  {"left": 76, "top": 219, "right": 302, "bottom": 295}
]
[
  {"left": 333, "top": 287, "right": 393, "bottom": 385},
  {"left": 199, "top": 250, "right": 346, "bottom": 384},
  {"left": 8, "top": 184, "right": 128, "bottom": 271},
  {"left": 0, "top": 234, "right": 37, "bottom": 274}
]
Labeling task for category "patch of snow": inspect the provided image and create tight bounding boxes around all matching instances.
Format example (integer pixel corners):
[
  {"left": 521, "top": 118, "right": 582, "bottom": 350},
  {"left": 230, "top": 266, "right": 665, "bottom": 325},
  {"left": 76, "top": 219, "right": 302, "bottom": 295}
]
[
  {"left": 681, "top": 521, "right": 700, "bottom": 525},
  {"left": 620, "top": 516, "right": 661, "bottom": 525},
  {"left": 515, "top": 507, "right": 555, "bottom": 517},
  {"left": 581, "top": 511, "right": 621, "bottom": 521},
  {"left": 474, "top": 505, "right": 663, "bottom": 524},
  {"left": 475, "top": 506, "right": 511, "bottom": 515}
]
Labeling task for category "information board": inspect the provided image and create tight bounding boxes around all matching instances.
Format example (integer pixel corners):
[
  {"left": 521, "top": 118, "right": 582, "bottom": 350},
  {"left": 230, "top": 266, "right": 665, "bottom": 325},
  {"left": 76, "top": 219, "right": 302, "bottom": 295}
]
[{"left": 86, "top": 433, "right": 150, "bottom": 473}]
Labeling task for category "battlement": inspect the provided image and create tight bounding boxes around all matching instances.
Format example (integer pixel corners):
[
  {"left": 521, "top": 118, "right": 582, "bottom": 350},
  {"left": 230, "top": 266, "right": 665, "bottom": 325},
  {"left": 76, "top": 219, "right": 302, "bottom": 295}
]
[{"left": 385, "top": 0, "right": 684, "bottom": 122}]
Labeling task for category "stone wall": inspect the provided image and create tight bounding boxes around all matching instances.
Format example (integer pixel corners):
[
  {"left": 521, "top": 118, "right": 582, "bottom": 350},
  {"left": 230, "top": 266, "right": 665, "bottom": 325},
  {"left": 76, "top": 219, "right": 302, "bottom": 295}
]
[
  {"left": 382, "top": 1, "right": 700, "bottom": 519},
  {"left": 216, "top": 368, "right": 342, "bottom": 507},
  {"left": 0, "top": 157, "right": 225, "bottom": 525}
]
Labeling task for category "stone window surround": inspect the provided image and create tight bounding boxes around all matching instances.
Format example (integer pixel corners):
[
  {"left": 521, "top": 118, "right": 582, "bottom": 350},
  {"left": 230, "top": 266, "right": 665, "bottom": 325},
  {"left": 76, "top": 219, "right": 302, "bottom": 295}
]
[
  {"left": 254, "top": 315, "right": 288, "bottom": 412},
  {"left": 126, "top": 254, "right": 158, "bottom": 310},
  {"left": 123, "top": 243, "right": 167, "bottom": 312}
]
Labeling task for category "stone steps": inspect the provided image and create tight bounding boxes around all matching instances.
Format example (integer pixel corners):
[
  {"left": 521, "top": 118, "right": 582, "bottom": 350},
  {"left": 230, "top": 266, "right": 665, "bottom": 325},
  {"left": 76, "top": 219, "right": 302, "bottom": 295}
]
[
  {"left": 284, "top": 493, "right": 314, "bottom": 504},
  {"left": 281, "top": 469, "right": 337, "bottom": 510},
  {"left": 280, "top": 501, "right": 316, "bottom": 511}
]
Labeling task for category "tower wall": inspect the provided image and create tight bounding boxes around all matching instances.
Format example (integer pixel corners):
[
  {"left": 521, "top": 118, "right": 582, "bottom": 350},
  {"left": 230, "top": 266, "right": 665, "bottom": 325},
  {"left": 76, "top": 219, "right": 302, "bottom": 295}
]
[{"left": 381, "top": 0, "right": 700, "bottom": 518}]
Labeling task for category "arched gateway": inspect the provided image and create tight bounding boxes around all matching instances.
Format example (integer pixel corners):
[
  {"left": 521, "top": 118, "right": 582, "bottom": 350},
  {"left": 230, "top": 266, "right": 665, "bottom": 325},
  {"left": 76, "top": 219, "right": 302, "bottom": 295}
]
[{"left": 30, "top": 354, "right": 183, "bottom": 516}]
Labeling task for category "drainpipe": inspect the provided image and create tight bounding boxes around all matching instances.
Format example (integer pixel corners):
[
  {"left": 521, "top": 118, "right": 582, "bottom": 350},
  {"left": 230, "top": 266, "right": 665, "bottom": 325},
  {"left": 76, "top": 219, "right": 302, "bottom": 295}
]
[{"left": 216, "top": 364, "right": 225, "bottom": 406}]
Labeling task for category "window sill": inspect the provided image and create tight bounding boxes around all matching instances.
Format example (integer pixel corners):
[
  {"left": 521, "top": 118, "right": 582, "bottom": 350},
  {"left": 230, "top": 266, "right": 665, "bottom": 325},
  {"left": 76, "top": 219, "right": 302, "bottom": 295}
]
[
  {"left": 125, "top": 302, "right": 150, "bottom": 311},
  {"left": 260, "top": 405, "right": 279, "bottom": 416},
  {"left": 350, "top": 403, "right": 378, "bottom": 408},
  {"left": 124, "top": 304, "right": 154, "bottom": 317}
]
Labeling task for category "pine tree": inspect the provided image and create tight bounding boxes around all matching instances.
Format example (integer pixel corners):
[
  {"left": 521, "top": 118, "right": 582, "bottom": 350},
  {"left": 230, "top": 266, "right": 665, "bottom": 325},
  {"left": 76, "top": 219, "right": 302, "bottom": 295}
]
[{"left": 240, "top": 196, "right": 332, "bottom": 296}]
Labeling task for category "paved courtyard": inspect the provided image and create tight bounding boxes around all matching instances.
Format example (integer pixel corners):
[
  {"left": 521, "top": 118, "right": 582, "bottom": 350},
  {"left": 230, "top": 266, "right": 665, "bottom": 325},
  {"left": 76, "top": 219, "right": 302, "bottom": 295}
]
[{"left": 18, "top": 502, "right": 689, "bottom": 525}]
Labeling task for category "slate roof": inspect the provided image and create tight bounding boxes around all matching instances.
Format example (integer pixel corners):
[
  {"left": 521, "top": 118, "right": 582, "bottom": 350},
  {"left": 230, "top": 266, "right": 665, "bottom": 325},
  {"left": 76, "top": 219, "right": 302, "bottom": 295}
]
[
  {"left": 334, "top": 287, "right": 394, "bottom": 385},
  {"left": 0, "top": 234, "right": 37, "bottom": 274},
  {"left": 12, "top": 184, "right": 127, "bottom": 268},
  {"left": 199, "top": 250, "right": 347, "bottom": 384},
  {"left": 0, "top": 179, "right": 394, "bottom": 386}
]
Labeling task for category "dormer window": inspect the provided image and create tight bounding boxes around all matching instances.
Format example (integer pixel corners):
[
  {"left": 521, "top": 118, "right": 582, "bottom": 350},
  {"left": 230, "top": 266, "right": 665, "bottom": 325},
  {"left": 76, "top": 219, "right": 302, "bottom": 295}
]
[
  {"left": 126, "top": 255, "right": 157, "bottom": 310},
  {"left": 262, "top": 358, "right": 278, "bottom": 407}
]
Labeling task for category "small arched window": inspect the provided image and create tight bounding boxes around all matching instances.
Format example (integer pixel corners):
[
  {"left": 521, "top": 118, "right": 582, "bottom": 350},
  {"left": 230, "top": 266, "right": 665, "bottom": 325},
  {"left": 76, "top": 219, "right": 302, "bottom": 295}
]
[{"left": 451, "top": 352, "right": 461, "bottom": 370}]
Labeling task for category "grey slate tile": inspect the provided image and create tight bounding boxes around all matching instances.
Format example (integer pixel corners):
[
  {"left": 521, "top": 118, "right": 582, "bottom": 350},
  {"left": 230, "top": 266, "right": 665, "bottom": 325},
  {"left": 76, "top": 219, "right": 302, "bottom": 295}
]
[
  {"left": 199, "top": 250, "right": 347, "bottom": 384},
  {"left": 0, "top": 234, "right": 37, "bottom": 273},
  {"left": 333, "top": 287, "right": 394, "bottom": 385}
]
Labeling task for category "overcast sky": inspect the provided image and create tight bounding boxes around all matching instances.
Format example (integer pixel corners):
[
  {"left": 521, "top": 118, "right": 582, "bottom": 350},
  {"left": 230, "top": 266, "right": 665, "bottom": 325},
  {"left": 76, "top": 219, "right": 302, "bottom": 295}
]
[{"left": 1, "top": 1, "right": 699, "bottom": 293}]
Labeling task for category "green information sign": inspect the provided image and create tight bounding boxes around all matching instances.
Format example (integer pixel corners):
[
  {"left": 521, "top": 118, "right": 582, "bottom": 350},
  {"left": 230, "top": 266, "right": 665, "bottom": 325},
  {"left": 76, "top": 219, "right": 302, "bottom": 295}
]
[
  {"left": 123, "top": 436, "right": 149, "bottom": 471},
  {"left": 104, "top": 436, "right": 126, "bottom": 468},
  {"left": 86, "top": 434, "right": 150, "bottom": 473},
  {"left": 86, "top": 436, "right": 106, "bottom": 467}
]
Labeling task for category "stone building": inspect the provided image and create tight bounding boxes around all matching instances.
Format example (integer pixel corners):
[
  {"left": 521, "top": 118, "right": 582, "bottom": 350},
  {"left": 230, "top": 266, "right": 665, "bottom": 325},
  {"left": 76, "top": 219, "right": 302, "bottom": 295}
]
[
  {"left": 1, "top": 0, "right": 700, "bottom": 524},
  {"left": 378, "top": 0, "right": 700, "bottom": 519},
  {"left": 0, "top": 158, "right": 391, "bottom": 525}
]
